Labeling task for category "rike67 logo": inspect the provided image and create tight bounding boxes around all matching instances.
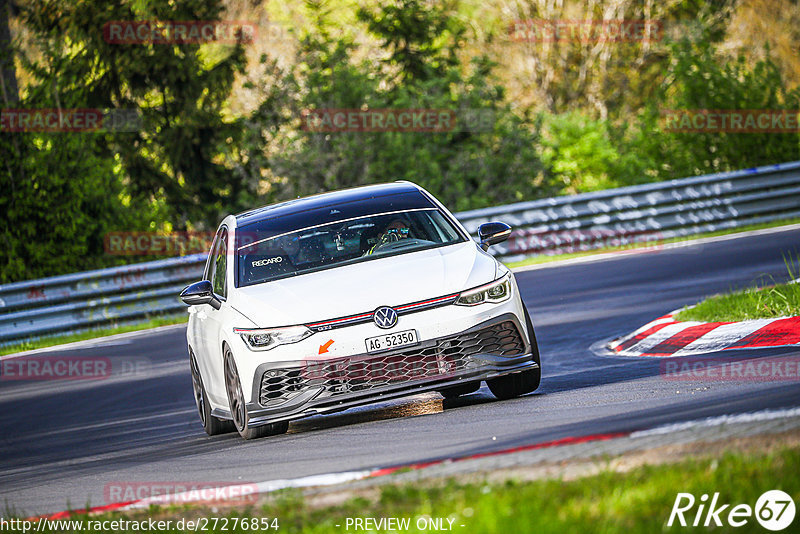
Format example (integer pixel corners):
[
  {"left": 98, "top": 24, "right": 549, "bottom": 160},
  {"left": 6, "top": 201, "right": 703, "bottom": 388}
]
[{"left": 668, "top": 490, "right": 796, "bottom": 530}]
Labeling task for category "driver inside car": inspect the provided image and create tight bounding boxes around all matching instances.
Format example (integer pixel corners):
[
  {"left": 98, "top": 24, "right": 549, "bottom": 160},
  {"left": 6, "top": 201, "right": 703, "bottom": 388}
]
[{"left": 365, "top": 218, "right": 411, "bottom": 255}]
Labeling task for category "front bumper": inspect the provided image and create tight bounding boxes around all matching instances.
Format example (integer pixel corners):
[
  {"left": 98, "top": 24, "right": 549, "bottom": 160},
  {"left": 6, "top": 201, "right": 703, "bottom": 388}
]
[{"left": 229, "top": 313, "right": 537, "bottom": 428}]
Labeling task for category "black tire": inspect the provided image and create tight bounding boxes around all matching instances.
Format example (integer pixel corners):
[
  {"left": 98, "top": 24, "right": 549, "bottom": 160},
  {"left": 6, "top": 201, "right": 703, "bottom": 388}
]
[
  {"left": 223, "top": 346, "right": 289, "bottom": 440},
  {"left": 190, "top": 351, "right": 235, "bottom": 436},
  {"left": 486, "top": 306, "right": 541, "bottom": 400},
  {"left": 438, "top": 381, "right": 480, "bottom": 399},
  {"left": 523, "top": 306, "right": 542, "bottom": 376}
]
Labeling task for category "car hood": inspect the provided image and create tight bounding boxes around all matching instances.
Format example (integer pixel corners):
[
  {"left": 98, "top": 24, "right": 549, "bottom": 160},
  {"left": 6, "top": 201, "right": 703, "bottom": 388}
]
[{"left": 230, "top": 242, "right": 498, "bottom": 327}]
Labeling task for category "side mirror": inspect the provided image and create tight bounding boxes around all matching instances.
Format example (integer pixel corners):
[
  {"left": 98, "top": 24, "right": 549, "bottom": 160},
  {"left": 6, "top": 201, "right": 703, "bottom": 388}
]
[
  {"left": 478, "top": 222, "right": 512, "bottom": 251},
  {"left": 180, "top": 280, "right": 221, "bottom": 310}
]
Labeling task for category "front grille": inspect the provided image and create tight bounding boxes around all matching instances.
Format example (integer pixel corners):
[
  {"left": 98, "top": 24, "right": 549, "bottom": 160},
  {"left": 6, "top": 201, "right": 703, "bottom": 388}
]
[{"left": 258, "top": 320, "right": 525, "bottom": 407}]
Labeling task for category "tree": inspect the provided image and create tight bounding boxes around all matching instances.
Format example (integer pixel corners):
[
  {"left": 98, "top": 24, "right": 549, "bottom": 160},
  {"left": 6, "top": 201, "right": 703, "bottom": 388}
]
[
  {"left": 0, "top": 0, "right": 258, "bottom": 281},
  {"left": 646, "top": 31, "right": 800, "bottom": 178},
  {"left": 356, "top": 0, "right": 463, "bottom": 85},
  {"left": 263, "top": 0, "right": 551, "bottom": 211},
  {"left": 0, "top": 0, "right": 19, "bottom": 106},
  {"left": 19, "top": 0, "right": 253, "bottom": 226}
]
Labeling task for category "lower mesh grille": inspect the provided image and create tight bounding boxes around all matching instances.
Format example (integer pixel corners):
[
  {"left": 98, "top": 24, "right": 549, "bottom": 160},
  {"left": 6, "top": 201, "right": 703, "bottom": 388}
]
[{"left": 258, "top": 321, "right": 525, "bottom": 407}]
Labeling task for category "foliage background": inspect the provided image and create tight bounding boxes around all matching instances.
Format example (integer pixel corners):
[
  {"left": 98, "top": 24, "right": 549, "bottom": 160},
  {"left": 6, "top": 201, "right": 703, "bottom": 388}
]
[{"left": 1, "top": 0, "right": 800, "bottom": 282}]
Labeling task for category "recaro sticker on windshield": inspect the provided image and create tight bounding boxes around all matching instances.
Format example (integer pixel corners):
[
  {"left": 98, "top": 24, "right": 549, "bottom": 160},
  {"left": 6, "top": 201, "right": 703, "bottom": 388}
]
[{"left": 252, "top": 257, "right": 283, "bottom": 267}]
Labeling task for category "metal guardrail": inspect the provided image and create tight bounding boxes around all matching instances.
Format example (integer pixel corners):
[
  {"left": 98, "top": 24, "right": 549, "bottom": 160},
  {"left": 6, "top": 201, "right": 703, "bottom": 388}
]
[
  {"left": 457, "top": 161, "right": 800, "bottom": 261},
  {"left": 0, "top": 255, "right": 207, "bottom": 345},
  {"left": 3, "top": 161, "right": 800, "bottom": 344}
]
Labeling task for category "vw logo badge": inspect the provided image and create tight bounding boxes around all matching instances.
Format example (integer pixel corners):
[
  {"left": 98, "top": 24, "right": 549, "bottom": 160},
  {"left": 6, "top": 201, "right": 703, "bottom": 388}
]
[{"left": 373, "top": 306, "right": 398, "bottom": 329}]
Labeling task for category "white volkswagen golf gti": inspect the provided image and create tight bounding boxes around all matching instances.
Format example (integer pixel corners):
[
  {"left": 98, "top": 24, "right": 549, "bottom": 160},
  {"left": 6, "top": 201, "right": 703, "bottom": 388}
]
[{"left": 181, "top": 182, "right": 541, "bottom": 439}]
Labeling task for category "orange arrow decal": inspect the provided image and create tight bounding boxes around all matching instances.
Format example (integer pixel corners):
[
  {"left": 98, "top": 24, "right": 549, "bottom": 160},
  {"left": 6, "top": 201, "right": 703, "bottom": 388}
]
[{"left": 319, "top": 339, "right": 334, "bottom": 354}]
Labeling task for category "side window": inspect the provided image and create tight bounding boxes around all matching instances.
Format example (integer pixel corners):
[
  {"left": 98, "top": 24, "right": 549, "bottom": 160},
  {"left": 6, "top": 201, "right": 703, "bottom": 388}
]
[
  {"left": 203, "top": 233, "right": 220, "bottom": 282},
  {"left": 210, "top": 228, "right": 228, "bottom": 299}
]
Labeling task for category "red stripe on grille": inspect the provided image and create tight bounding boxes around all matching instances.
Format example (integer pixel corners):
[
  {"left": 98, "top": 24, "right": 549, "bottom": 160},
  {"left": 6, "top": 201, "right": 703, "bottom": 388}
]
[
  {"left": 308, "top": 313, "right": 373, "bottom": 328},
  {"left": 396, "top": 294, "right": 458, "bottom": 310},
  {"left": 307, "top": 294, "right": 459, "bottom": 328}
]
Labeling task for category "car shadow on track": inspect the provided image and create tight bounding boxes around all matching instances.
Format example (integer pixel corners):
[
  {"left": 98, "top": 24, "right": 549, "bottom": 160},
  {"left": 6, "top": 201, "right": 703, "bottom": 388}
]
[
  {"left": 288, "top": 395, "right": 444, "bottom": 433},
  {"left": 539, "top": 357, "right": 659, "bottom": 394},
  {"left": 287, "top": 385, "right": 528, "bottom": 434},
  {"left": 288, "top": 389, "right": 510, "bottom": 433}
]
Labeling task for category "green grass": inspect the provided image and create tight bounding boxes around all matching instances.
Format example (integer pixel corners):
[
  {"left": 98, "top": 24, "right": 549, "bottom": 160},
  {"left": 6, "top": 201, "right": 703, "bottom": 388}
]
[
  {"left": 675, "top": 282, "right": 800, "bottom": 323},
  {"left": 26, "top": 445, "right": 800, "bottom": 533},
  {"left": 0, "top": 315, "right": 188, "bottom": 356},
  {"left": 675, "top": 254, "right": 800, "bottom": 322},
  {"left": 505, "top": 217, "right": 800, "bottom": 270}
]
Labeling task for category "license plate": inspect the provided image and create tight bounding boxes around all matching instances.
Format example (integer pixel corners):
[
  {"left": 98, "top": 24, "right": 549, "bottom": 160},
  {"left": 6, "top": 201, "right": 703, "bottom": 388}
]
[{"left": 365, "top": 329, "right": 419, "bottom": 353}]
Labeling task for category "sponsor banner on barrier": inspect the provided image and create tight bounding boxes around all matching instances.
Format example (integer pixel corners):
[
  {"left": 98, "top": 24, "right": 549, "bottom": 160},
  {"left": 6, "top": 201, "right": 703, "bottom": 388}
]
[{"left": 505, "top": 228, "right": 665, "bottom": 256}]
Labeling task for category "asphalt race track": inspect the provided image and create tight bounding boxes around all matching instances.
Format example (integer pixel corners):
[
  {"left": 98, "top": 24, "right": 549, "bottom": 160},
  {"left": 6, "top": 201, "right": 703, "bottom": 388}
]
[{"left": 2, "top": 227, "right": 800, "bottom": 515}]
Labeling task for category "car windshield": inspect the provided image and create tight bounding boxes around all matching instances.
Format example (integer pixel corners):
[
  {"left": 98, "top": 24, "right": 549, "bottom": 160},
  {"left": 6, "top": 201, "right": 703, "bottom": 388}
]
[{"left": 235, "top": 208, "right": 466, "bottom": 287}]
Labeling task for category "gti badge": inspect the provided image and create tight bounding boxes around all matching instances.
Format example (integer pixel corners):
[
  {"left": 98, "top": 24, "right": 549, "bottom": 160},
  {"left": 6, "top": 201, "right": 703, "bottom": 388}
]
[{"left": 373, "top": 306, "right": 398, "bottom": 329}]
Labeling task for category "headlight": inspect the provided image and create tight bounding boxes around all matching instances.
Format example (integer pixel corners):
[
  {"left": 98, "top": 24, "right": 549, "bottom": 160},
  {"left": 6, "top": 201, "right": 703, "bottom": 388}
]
[
  {"left": 455, "top": 273, "right": 512, "bottom": 306},
  {"left": 233, "top": 325, "right": 313, "bottom": 351}
]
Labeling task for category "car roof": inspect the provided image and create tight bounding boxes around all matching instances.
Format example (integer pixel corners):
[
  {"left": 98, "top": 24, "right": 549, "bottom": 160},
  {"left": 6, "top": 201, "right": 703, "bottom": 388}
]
[{"left": 235, "top": 182, "right": 427, "bottom": 227}]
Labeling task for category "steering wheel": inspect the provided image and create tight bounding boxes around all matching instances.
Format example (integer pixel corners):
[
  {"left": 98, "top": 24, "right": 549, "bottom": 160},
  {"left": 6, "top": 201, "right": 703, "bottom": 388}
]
[{"left": 371, "top": 238, "right": 433, "bottom": 253}]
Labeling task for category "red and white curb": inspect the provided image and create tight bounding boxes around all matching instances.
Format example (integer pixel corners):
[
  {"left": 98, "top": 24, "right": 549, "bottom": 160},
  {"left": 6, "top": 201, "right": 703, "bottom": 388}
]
[{"left": 609, "top": 312, "right": 800, "bottom": 357}]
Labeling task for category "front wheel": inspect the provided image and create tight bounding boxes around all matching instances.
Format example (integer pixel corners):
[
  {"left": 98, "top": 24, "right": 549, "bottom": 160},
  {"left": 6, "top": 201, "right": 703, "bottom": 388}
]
[
  {"left": 190, "top": 351, "right": 235, "bottom": 436},
  {"left": 438, "top": 381, "right": 480, "bottom": 399},
  {"left": 486, "top": 307, "right": 541, "bottom": 400},
  {"left": 486, "top": 369, "right": 539, "bottom": 400},
  {"left": 224, "top": 346, "right": 289, "bottom": 440}
]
